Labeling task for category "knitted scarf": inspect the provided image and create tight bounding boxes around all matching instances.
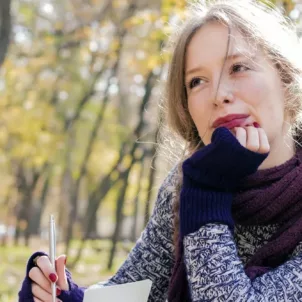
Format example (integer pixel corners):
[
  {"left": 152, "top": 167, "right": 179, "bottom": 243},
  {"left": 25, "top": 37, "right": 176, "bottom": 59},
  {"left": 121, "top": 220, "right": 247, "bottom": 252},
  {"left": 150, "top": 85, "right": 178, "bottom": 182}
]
[{"left": 168, "top": 148, "right": 302, "bottom": 301}]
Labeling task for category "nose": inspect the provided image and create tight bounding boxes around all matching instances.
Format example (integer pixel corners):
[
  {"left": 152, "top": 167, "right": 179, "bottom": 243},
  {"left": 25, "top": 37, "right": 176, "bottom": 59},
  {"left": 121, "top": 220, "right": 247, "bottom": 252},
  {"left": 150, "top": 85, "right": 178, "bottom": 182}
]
[{"left": 212, "top": 78, "right": 234, "bottom": 106}]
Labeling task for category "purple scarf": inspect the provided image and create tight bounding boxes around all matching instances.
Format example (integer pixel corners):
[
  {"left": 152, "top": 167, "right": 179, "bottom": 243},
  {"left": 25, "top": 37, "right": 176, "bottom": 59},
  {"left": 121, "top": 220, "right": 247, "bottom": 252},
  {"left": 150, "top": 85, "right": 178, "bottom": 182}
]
[{"left": 168, "top": 149, "right": 302, "bottom": 301}]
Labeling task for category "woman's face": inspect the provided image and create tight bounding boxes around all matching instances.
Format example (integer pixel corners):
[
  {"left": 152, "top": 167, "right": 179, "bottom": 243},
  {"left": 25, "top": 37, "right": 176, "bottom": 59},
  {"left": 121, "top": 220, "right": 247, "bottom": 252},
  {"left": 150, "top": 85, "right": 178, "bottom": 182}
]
[{"left": 185, "top": 22, "right": 290, "bottom": 150}]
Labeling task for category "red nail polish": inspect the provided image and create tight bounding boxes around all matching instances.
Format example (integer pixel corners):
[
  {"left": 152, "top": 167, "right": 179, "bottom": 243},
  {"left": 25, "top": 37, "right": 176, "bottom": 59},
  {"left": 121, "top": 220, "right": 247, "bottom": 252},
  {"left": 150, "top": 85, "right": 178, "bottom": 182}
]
[
  {"left": 64, "top": 257, "right": 67, "bottom": 265},
  {"left": 49, "top": 273, "right": 57, "bottom": 283},
  {"left": 253, "top": 122, "right": 260, "bottom": 128},
  {"left": 56, "top": 287, "right": 62, "bottom": 296}
]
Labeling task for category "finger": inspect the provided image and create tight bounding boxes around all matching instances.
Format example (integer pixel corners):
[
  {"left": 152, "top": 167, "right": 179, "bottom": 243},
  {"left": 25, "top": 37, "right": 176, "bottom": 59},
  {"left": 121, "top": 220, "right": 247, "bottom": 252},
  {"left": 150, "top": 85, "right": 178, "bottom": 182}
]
[
  {"left": 32, "top": 282, "right": 62, "bottom": 302},
  {"left": 235, "top": 127, "right": 247, "bottom": 147},
  {"left": 245, "top": 126, "right": 260, "bottom": 152},
  {"left": 35, "top": 255, "right": 58, "bottom": 284},
  {"left": 29, "top": 267, "right": 52, "bottom": 294},
  {"left": 258, "top": 128, "right": 270, "bottom": 153},
  {"left": 56, "top": 255, "right": 69, "bottom": 291},
  {"left": 33, "top": 295, "right": 62, "bottom": 302}
]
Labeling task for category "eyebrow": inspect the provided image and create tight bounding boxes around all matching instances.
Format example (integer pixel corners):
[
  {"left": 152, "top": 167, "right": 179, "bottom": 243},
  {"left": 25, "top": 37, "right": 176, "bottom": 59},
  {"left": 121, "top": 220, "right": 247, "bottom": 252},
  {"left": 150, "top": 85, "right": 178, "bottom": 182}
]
[{"left": 185, "top": 52, "right": 255, "bottom": 78}]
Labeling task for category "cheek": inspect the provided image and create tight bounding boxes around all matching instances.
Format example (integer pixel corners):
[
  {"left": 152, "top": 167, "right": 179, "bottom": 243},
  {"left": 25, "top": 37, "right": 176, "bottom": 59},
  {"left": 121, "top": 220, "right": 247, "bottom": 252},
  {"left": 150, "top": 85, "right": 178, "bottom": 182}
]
[
  {"left": 188, "top": 95, "right": 213, "bottom": 144},
  {"left": 254, "top": 78, "right": 283, "bottom": 115},
  {"left": 239, "top": 77, "right": 271, "bottom": 107},
  {"left": 239, "top": 76, "right": 285, "bottom": 138}
]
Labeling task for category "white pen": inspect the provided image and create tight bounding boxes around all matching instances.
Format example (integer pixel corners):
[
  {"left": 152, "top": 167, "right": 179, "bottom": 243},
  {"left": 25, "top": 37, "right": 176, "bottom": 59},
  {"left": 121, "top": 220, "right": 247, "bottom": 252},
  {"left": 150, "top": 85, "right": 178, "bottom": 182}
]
[{"left": 49, "top": 214, "right": 56, "bottom": 302}]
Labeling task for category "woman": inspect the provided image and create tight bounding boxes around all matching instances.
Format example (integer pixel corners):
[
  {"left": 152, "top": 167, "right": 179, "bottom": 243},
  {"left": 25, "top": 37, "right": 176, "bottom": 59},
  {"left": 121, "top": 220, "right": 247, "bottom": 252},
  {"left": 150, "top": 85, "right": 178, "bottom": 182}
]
[{"left": 18, "top": 0, "right": 302, "bottom": 301}]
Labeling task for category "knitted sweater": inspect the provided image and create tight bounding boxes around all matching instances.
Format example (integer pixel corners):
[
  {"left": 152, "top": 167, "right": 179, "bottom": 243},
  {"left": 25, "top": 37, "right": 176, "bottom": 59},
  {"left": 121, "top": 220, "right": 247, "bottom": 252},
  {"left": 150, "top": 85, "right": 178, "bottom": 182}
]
[{"left": 19, "top": 166, "right": 302, "bottom": 301}]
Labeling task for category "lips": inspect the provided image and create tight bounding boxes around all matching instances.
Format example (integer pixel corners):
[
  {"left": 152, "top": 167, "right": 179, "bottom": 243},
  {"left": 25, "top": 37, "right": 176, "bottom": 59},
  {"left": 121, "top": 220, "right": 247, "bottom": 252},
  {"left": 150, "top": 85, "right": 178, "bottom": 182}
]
[{"left": 213, "top": 114, "right": 250, "bottom": 129}]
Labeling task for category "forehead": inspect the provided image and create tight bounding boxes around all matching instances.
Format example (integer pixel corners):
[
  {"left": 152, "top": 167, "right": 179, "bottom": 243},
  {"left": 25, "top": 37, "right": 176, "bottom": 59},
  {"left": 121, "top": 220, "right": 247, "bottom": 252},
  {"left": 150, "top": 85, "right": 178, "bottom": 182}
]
[{"left": 185, "top": 22, "right": 257, "bottom": 69}]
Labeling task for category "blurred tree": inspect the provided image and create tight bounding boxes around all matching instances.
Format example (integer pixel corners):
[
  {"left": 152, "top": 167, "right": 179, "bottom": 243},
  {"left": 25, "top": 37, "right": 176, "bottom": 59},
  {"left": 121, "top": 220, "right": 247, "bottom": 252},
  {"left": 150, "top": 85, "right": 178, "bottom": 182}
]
[{"left": 0, "top": 0, "right": 11, "bottom": 65}]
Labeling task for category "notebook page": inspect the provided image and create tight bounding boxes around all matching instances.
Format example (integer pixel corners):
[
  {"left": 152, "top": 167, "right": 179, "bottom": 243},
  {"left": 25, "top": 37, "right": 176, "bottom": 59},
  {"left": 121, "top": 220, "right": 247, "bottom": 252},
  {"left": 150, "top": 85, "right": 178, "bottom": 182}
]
[{"left": 83, "top": 279, "right": 152, "bottom": 302}]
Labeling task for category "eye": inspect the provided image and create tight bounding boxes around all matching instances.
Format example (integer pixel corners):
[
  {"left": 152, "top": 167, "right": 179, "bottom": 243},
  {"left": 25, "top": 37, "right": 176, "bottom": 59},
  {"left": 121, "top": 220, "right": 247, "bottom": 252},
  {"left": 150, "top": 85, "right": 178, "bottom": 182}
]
[
  {"left": 231, "top": 63, "right": 250, "bottom": 74},
  {"left": 188, "top": 77, "right": 204, "bottom": 89}
]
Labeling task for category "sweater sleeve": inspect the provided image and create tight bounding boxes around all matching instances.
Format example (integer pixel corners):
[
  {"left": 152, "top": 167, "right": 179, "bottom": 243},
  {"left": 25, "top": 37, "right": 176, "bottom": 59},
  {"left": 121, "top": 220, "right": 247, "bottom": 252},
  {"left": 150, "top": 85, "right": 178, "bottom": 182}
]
[
  {"left": 183, "top": 223, "right": 302, "bottom": 302},
  {"left": 87, "top": 166, "right": 178, "bottom": 302}
]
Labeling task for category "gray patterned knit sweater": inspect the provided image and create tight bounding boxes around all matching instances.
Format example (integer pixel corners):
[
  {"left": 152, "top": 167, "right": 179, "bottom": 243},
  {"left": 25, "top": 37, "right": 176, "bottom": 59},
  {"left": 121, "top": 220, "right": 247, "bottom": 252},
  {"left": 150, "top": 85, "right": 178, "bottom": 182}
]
[{"left": 86, "top": 166, "right": 302, "bottom": 302}]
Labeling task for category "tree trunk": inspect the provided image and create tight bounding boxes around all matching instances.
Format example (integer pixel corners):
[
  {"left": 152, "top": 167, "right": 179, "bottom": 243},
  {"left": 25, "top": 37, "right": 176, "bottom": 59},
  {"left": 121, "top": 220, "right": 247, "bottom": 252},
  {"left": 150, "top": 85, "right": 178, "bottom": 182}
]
[
  {"left": 130, "top": 158, "right": 145, "bottom": 241},
  {"left": 1, "top": 188, "right": 13, "bottom": 246},
  {"left": 35, "top": 173, "right": 51, "bottom": 235},
  {"left": 88, "top": 210, "right": 98, "bottom": 238},
  {"left": 69, "top": 173, "right": 116, "bottom": 268},
  {"left": 107, "top": 169, "right": 131, "bottom": 270},
  {"left": 107, "top": 143, "right": 146, "bottom": 269},
  {"left": 0, "top": 0, "right": 11, "bottom": 66},
  {"left": 143, "top": 127, "right": 160, "bottom": 226},
  {"left": 62, "top": 133, "right": 76, "bottom": 255},
  {"left": 14, "top": 165, "right": 43, "bottom": 246}
]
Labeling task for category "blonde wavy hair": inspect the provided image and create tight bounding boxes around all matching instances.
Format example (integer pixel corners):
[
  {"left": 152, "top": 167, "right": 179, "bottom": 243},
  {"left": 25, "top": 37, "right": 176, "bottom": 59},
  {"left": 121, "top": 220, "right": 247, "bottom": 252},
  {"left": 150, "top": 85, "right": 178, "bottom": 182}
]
[{"left": 161, "top": 0, "right": 302, "bottom": 247}]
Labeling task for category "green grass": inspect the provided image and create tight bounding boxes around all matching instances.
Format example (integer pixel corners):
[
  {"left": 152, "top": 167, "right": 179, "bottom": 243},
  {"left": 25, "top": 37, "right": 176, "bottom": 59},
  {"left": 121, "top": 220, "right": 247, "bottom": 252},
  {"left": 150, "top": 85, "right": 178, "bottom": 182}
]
[{"left": 0, "top": 238, "right": 133, "bottom": 302}]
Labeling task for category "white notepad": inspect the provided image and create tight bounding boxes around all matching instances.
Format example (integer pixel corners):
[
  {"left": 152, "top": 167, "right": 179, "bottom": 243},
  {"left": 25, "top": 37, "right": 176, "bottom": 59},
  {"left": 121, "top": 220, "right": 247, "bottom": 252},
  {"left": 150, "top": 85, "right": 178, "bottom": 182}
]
[{"left": 83, "top": 279, "right": 152, "bottom": 302}]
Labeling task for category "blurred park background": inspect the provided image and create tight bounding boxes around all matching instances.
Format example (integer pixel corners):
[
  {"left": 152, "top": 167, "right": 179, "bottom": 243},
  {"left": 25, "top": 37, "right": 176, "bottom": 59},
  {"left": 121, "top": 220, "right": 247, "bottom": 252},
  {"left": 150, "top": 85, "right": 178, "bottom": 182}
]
[{"left": 0, "top": 0, "right": 301, "bottom": 301}]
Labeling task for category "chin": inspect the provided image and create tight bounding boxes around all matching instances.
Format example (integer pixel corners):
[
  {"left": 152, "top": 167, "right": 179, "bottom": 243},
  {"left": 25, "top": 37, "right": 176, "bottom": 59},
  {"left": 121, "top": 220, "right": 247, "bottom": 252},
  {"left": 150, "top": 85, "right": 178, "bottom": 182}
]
[{"left": 202, "top": 137, "right": 212, "bottom": 146}]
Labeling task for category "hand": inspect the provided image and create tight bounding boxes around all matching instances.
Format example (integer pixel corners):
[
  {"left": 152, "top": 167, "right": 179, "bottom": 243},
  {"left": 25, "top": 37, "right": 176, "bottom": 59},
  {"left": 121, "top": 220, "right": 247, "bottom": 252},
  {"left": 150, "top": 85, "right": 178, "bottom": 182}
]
[
  {"left": 233, "top": 126, "right": 270, "bottom": 154},
  {"left": 29, "top": 254, "right": 68, "bottom": 302},
  {"left": 182, "top": 126, "right": 270, "bottom": 191}
]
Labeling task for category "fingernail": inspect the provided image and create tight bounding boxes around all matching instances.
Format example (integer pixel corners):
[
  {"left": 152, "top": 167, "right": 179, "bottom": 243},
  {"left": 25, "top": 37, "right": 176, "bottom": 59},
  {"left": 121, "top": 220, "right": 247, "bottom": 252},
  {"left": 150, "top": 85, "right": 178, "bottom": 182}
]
[
  {"left": 253, "top": 122, "right": 260, "bottom": 128},
  {"left": 64, "top": 256, "right": 67, "bottom": 265},
  {"left": 56, "top": 287, "right": 61, "bottom": 296},
  {"left": 49, "top": 273, "right": 57, "bottom": 283}
]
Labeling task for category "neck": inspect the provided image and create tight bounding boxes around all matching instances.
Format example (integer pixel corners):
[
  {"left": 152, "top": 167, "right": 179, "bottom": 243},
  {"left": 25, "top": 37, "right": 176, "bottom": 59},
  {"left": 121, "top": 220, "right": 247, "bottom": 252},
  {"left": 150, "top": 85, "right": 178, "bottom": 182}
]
[{"left": 259, "top": 132, "right": 296, "bottom": 170}]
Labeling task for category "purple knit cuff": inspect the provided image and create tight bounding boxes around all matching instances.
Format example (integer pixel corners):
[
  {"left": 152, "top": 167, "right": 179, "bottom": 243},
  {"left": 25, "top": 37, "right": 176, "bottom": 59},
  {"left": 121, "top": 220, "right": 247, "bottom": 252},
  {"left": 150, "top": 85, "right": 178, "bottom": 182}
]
[
  {"left": 179, "top": 187, "right": 234, "bottom": 238},
  {"left": 58, "top": 270, "right": 86, "bottom": 301},
  {"left": 18, "top": 251, "right": 48, "bottom": 302}
]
